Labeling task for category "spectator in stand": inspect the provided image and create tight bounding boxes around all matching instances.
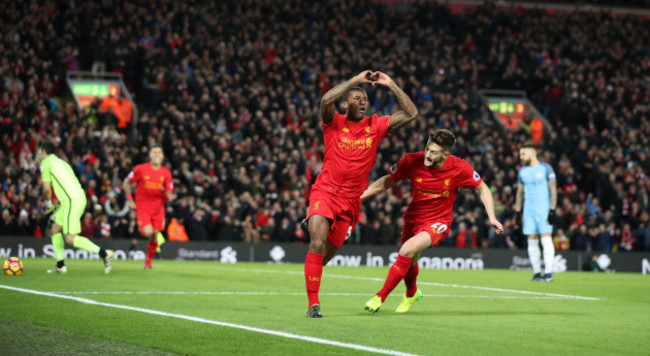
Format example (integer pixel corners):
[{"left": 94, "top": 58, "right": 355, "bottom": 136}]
[
  {"left": 553, "top": 228, "right": 570, "bottom": 251},
  {"left": 98, "top": 214, "right": 111, "bottom": 239},
  {"left": 572, "top": 224, "right": 590, "bottom": 251},
  {"left": 620, "top": 223, "right": 634, "bottom": 251},
  {"left": 80, "top": 212, "right": 97, "bottom": 239},
  {"left": 637, "top": 212, "right": 650, "bottom": 251},
  {"left": 1, "top": 209, "right": 17, "bottom": 235},
  {"left": 594, "top": 223, "right": 612, "bottom": 252}
]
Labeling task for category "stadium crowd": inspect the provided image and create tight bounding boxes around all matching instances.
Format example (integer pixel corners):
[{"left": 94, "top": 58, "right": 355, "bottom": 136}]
[{"left": 1, "top": 0, "right": 649, "bottom": 252}]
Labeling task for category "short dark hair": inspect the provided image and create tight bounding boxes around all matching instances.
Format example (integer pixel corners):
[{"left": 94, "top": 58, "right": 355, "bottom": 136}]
[
  {"left": 344, "top": 87, "right": 367, "bottom": 101},
  {"left": 150, "top": 143, "right": 163, "bottom": 152},
  {"left": 39, "top": 142, "right": 56, "bottom": 155},
  {"left": 521, "top": 142, "right": 536, "bottom": 150},
  {"left": 428, "top": 129, "right": 456, "bottom": 151}
]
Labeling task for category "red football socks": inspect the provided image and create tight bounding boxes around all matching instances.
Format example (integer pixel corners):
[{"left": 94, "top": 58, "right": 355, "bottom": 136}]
[
  {"left": 304, "top": 251, "right": 324, "bottom": 307},
  {"left": 404, "top": 262, "right": 419, "bottom": 298},
  {"left": 377, "top": 254, "right": 412, "bottom": 302},
  {"left": 146, "top": 239, "right": 158, "bottom": 265}
]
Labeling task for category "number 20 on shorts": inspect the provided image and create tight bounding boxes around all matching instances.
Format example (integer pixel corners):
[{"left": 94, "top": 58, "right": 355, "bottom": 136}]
[{"left": 430, "top": 222, "right": 448, "bottom": 234}]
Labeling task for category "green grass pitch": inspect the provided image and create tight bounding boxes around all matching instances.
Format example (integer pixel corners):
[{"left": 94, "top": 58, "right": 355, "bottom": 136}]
[{"left": 0, "top": 258, "right": 648, "bottom": 355}]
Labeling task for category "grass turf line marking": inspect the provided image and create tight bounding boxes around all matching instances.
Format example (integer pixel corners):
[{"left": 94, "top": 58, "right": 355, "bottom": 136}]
[
  {"left": 50, "top": 291, "right": 579, "bottom": 299},
  {"left": 218, "top": 267, "right": 603, "bottom": 301},
  {"left": 0, "top": 284, "right": 420, "bottom": 356}
]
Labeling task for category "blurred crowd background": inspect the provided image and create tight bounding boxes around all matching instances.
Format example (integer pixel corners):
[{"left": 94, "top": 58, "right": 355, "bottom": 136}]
[{"left": 1, "top": 0, "right": 649, "bottom": 252}]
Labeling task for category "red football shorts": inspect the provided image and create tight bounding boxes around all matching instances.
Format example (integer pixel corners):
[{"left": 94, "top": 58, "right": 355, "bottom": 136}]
[
  {"left": 306, "top": 188, "right": 361, "bottom": 248},
  {"left": 136, "top": 208, "right": 165, "bottom": 234},
  {"left": 401, "top": 220, "right": 452, "bottom": 247}
]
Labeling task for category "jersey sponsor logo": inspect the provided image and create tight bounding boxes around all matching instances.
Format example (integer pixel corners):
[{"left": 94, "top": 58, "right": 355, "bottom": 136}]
[
  {"left": 473, "top": 171, "right": 480, "bottom": 181},
  {"left": 338, "top": 136, "right": 371, "bottom": 150},
  {"left": 143, "top": 182, "right": 163, "bottom": 190},
  {"left": 389, "top": 164, "right": 398, "bottom": 174},
  {"left": 416, "top": 187, "right": 450, "bottom": 199}
]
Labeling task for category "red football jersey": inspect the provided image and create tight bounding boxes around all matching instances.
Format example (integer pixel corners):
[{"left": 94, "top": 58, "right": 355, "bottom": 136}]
[
  {"left": 389, "top": 153, "right": 481, "bottom": 225},
  {"left": 312, "top": 111, "right": 391, "bottom": 198},
  {"left": 128, "top": 163, "right": 174, "bottom": 211}
]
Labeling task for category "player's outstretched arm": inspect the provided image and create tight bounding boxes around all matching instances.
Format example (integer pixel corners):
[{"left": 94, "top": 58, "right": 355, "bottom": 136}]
[
  {"left": 166, "top": 191, "right": 176, "bottom": 202},
  {"left": 475, "top": 181, "right": 504, "bottom": 234},
  {"left": 372, "top": 71, "right": 418, "bottom": 132},
  {"left": 320, "top": 70, "right": 375, "bottom": 125},
  {"left": 360, "top": 175, "right": 396, "bottom": 202}
]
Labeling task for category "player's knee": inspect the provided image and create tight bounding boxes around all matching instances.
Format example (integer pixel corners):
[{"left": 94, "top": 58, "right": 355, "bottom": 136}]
[
  {"left": 49, "top": 225, "right": 60, "bottom": 236},
  {"left": 399, "top": 247, "right": 416, "bottom": 258},
  {"left": 64, "top": 235, "right": 76, "bottom": 245},
  {"left": 142, "top": 226, "right": 155, "bottom": 238},
  {"left": 309, "top": 238, "right": 326, "bottom": 253},
  {"left": 399, "top": 241, "right": 419, "bottom": 258}
]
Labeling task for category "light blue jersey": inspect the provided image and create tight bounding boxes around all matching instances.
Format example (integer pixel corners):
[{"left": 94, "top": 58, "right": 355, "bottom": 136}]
[{"left": 518, "top": 162, "right": 555, "bottom": 235}]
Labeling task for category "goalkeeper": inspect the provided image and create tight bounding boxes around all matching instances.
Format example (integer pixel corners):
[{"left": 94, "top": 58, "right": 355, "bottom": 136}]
[{"left": 38, "top": 142, "right": 114, "bottom": 274}]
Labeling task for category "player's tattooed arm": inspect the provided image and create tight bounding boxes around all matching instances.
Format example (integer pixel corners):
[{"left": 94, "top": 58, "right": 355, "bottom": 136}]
[
  {"left": 360, "top": 175, "right": 396, "bottom": 202},
  {"left": 549, "top": 181, "right": 557, "bottom": 210},
  {"left": 320, "top": 70, "right": 375, "bottom": 125},
  {"left": 371, "top": 72, "right": 418, "bottom": 132}
]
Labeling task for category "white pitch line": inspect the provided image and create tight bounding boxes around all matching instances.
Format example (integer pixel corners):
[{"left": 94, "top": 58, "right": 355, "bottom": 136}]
[
  {"left": 218, "top": 267, "right": 603, "bottom": 301},
  {"left": 50, "top": 291, "right": 578, "bottom": 299},
  {"left": 0, "top": 284, "right": 420, "bottom": 356}
]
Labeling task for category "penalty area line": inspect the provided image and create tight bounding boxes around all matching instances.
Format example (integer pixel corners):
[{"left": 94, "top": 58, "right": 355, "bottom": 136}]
[
  {"left": 216, "top": 267, "right": 603, "bottom": 301},
  {"left": 0, "top": 284, "right": 420, "bottom": 356}
]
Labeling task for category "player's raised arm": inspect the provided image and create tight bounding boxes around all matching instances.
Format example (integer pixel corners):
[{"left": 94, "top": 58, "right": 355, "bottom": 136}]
[
  {"left": 372, "top": 71, "right": 418, "bottom": 132},
  {"left": 360, "top": 175, "right": 396, "bottom": 202},
  {"left": 320, "top": 70, "right": 375, "bottom": 125},
  {"left": 475, "top": 181, "right": 504, "bottom": 234}
]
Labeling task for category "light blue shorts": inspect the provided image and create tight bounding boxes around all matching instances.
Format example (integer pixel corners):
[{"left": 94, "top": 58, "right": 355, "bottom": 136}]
[{"left": 523, "top": 211, "right": 553, "bottom": 236}]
